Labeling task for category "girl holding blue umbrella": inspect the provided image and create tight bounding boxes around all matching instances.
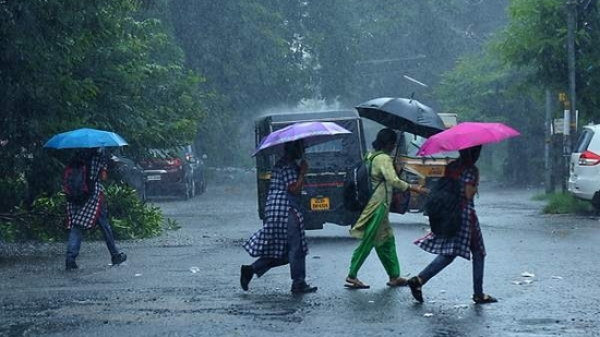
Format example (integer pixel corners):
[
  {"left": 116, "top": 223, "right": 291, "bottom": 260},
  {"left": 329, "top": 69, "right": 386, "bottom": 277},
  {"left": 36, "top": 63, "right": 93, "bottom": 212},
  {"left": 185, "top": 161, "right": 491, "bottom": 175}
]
[
  {"left": 65, "top": 148, "right": 127, "bottom": 270},
  {"left": 44, "top": 128, "right": 129, "bottom": 270}
]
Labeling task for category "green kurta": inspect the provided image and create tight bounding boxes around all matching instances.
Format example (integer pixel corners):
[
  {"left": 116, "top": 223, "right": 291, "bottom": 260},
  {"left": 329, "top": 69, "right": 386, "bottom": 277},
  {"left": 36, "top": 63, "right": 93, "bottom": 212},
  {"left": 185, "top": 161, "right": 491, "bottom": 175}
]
[
  {"left": 347, "top": 151, "right": 410, "bottom": 279},
  {"left": 349, "top": 152, "right": 409, "bottom": 244}
]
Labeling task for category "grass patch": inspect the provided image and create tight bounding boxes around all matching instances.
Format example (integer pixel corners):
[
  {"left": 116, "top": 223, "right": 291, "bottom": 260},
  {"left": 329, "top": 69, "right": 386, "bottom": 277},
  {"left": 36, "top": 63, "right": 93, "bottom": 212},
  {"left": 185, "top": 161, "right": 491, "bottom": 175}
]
[
  {"left": 540, "top": 192, "right": 593, "bottom": 214},
  {"left": 531, "top": 192, "right": 550, "bottom": 201}
]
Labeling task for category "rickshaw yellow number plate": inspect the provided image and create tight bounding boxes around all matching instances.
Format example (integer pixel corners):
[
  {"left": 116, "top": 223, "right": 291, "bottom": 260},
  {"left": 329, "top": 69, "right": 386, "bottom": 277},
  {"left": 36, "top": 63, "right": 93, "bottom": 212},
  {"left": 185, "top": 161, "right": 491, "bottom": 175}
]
[{"left": 310, "top": 197, "right": 330, "bottom": 211}]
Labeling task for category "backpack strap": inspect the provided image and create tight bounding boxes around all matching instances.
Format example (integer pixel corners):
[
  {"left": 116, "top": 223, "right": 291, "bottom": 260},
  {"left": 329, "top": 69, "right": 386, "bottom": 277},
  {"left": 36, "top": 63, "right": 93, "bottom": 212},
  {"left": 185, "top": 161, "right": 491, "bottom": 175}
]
[{"left": 368, "top": 152, "right": 385, "bottom": 195}]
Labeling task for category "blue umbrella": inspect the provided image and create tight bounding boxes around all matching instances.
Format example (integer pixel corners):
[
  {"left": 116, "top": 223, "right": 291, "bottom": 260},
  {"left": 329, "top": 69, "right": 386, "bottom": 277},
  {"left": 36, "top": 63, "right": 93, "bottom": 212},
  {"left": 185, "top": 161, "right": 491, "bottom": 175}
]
[{"left": 44, "top": 128, "right": 128, "bottom": 149}]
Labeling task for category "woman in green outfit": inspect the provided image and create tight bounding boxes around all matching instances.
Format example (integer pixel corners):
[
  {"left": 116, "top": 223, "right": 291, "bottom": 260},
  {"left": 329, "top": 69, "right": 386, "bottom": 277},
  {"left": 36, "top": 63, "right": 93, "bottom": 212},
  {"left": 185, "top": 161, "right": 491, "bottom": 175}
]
[{"left": 345, "top": 128, "right": 427, "bottom": 289}]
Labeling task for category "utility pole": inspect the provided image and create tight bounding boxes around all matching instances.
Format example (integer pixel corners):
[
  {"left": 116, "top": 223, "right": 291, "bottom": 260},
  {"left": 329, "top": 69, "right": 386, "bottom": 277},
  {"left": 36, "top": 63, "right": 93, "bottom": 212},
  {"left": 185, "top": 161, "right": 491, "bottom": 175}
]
[
  {"left": 545, "top": 89, "right": 553, "bottom": 193},
  {"left": 567, "top": 0, "right": 577, "bottom": 139},
  {"left": 565, "top": 0, "right": 577, "bottom": 192}
]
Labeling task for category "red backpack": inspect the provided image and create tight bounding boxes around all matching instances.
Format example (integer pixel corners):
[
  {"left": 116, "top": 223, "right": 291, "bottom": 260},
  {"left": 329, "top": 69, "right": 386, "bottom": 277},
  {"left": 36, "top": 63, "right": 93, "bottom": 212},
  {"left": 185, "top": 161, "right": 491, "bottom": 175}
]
[{"left": 63, "top": 159, "right": 93, "bottom": 204}]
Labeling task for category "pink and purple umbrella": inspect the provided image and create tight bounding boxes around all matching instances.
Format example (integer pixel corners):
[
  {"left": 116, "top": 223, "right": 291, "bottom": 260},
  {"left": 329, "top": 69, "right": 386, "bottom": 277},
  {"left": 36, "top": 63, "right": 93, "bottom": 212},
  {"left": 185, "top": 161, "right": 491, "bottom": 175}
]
[
  {"left": 252, "top": 121, "right": 351, "bottom": 157},
  {"left": 416, "top": 122, "right": 520, "bottom": 156}
]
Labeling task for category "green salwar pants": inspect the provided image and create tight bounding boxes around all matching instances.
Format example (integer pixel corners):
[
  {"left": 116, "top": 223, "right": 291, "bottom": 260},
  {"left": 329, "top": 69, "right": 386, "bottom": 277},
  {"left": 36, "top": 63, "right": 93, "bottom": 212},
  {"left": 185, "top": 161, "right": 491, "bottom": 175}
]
[{"left": 348, "top": 205, "right": 400, "bottom": 279}]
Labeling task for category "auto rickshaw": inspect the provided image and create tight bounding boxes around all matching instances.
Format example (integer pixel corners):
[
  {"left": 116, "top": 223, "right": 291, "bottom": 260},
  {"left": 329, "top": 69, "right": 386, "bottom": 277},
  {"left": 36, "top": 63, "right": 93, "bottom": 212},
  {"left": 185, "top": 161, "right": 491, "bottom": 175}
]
[{"left": 254, "top": 110, "right": 366, "bottom": 230}]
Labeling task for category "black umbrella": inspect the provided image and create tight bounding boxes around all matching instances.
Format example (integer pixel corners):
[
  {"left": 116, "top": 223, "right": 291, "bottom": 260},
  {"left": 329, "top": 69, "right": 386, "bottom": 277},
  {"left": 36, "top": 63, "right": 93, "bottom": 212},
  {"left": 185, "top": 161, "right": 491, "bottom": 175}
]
[{"left": 356, "top": 97, "right": 446, "bottom": 137}]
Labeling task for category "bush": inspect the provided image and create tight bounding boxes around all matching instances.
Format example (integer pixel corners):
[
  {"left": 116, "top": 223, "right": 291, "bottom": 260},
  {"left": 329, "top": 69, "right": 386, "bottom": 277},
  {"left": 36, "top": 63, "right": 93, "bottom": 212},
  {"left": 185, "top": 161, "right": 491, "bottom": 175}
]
[
  {"left": 0, "top": 175, "right": 28, "bottom": 213},
  {"left": 0, "top": 193, "right": 67, "bottom": 242},
  {"left": 0, "top": 184, "right": 164, "bottom": 242},
  {"left": 104, "top": 183, "right": 163, "bottom": 240}
]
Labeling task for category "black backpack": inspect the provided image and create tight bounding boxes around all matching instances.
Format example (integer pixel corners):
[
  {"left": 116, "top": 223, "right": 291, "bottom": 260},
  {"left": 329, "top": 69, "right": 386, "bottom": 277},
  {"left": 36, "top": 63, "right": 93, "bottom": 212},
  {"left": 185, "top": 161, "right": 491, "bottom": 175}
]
[
  {"left": 343, "top": 153, "right": 383, "bottom": 212},
  {"left": 63, "top": 158, "right": 93, "bottom": 204},
  {"left": 424, "top": 168, "right": 464, "bottom": 238}
]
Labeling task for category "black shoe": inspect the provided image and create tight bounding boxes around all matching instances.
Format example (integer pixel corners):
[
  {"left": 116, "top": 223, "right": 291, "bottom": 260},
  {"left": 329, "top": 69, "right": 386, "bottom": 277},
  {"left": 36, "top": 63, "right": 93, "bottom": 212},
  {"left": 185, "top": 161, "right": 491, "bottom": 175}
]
[
  {"left": 473, "top": 293, "right": 498, "bottom": 304},
  {"left": 291, "top": 283, "right": 318, "bottom": 294},
  {"left": 65, "top": 260, "right": 78, "bottom": 271},
  {"left": 111, "top": 252, "right": 127, "bottom": 265},
  {"left": 408, "top": 276, "right": 423, "bottom": 303},
  {"left": 240, "top": 265, "right": 253, "bottom": 291}
]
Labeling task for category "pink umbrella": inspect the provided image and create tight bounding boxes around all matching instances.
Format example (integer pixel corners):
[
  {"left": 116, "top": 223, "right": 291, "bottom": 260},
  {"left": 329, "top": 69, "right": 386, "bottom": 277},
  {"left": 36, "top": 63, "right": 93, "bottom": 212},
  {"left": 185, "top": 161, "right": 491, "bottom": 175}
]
[
  {"left": 252, "top": 121, "right": 351, "bottom": 157},
  {"left": 416, "top": 122, "right": 520, "bottom": 156}
]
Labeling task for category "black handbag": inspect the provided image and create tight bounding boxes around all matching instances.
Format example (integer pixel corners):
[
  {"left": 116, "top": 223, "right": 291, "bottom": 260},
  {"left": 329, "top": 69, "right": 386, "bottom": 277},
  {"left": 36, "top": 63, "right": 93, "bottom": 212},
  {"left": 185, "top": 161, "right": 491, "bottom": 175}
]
[{"left": 389, "top": 188, "right": 411, "bottom": 214}]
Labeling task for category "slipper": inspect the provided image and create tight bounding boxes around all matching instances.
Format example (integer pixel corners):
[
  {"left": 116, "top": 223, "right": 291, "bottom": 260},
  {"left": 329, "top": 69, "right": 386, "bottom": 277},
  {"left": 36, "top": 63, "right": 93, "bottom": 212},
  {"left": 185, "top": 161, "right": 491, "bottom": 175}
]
[
  {"left": 386, "top": 277, "right": 408, "bottom": 287},
  {"left": 345, "top": 277, "right": 370, "bottom": 289},
  {"left": 344, "top": 283, "right": 370, "bottom": 289}
]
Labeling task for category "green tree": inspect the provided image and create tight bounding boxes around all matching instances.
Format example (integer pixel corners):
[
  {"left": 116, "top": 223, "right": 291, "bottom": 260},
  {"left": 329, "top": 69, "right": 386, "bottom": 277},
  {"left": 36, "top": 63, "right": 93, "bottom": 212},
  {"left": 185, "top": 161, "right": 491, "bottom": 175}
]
[
  {"left": 352, "top": 0, "right": 509, "bottom": 106},
  {"left": 302, "top": 0, "right": 360, "bottom": 106},
  {"left": 168, "top": 0, "right": 311, "bottom": 164},
  {"left": 435, "top": 50, "right": 545, "bottom": 183},
  {"left": 498, "top": 0, "right": 600, "bottom": 121},
  {"left": 0, "top": 0, "right": 205, "bottom": 200}
]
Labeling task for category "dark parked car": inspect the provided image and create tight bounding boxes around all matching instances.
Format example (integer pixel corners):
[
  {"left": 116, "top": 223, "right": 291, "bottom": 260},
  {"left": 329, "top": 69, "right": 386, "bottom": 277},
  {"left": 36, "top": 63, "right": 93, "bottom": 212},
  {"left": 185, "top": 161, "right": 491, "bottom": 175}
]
[{"left": 140, "top": 145, "right": 206, "bottom": 199}]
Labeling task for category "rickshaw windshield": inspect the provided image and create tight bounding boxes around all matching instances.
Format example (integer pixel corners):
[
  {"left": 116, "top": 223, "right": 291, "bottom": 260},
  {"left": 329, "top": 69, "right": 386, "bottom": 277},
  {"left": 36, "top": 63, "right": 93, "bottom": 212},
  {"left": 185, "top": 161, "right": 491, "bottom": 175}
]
[{"left": 304, "top": 139, "right": 343, "bottom": 154}]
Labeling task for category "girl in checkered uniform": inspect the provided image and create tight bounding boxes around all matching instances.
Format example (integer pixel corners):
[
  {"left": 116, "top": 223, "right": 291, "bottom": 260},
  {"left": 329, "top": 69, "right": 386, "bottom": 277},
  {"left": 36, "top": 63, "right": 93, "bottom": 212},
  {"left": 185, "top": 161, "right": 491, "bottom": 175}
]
[
  {"left": 408, "top": 145, "right": 497, "bottom": 304},
  {"left": 241, "top": 140, "right": 317, "bottom": 294}
]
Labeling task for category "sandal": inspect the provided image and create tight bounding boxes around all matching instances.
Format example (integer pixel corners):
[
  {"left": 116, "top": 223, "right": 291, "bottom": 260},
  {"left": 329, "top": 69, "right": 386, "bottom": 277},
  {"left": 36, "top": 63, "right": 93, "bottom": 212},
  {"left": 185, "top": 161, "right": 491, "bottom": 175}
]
[
  {"left": 344, "top": 277, "right": 370, "bottom": 289},
  {"left": 386, "top": 277, "right": 408, "bottom": 287},
  {"left": 407, "top": 276, "right": 423, "bottom": 303},
  {"left": 472, "top": 294, "right": 498, "bottom": 304}
]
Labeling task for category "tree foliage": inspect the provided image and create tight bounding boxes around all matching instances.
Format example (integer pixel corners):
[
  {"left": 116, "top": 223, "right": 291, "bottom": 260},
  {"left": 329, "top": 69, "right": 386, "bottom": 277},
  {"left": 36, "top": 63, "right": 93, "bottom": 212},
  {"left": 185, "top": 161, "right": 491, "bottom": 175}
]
[
  {"left": 0, "top": 0, "right": 205, "bottom": 199},
  {"left": 435, "top": 49, "right": 545, "bottom": 183},
  {"left": 0, "top": 184, "right": 163, "bottom": 242},
  {"left": 433, "top": 0, "right": 600, "bottom": 184},
  {"left": 166, "top": 0, "right": 509, "bottom": 163},
  {"left": 350, "top": 0, "right": 508, "bottom": 106},
  {"left": 498, "top": 0, "right": 600, "bottom": 121},
  {"left": 0, "top": 0, "right": 517, "bottom": 242}
]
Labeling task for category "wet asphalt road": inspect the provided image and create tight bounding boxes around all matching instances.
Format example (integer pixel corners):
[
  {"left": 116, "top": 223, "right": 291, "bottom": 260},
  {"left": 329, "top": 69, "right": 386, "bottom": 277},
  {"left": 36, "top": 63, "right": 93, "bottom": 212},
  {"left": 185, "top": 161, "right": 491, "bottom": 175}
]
[{"left": 1, "top": 175, "right": 600, "bottom": 337}]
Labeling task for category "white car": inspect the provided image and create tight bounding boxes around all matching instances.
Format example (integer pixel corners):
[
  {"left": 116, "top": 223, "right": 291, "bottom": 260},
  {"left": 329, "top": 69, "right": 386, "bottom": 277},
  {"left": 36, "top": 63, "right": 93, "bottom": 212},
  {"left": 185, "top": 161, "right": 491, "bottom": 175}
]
[{"left": 568, "top": 124, "right": 600, "bottom": 206}]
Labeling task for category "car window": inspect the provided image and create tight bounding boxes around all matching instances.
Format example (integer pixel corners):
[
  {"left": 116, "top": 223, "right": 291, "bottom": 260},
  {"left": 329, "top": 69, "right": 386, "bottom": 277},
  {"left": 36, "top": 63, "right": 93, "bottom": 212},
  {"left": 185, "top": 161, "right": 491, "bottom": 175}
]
[{"left": 574, "top": 129, "right": 594, "bottom": 153}]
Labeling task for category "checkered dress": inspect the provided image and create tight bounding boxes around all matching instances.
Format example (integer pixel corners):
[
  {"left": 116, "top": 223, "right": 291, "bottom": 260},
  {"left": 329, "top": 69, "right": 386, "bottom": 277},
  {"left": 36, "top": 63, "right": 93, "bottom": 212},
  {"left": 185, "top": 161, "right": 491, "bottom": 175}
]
[
  {"left": 243, "top": 158, "right": 308, "bottom": 258},
  {"left": 414, "top": 165, "right": 486, "bottom": 260},
  {"left": 66, "top": 154, "right": 106, "bottom": 230}
]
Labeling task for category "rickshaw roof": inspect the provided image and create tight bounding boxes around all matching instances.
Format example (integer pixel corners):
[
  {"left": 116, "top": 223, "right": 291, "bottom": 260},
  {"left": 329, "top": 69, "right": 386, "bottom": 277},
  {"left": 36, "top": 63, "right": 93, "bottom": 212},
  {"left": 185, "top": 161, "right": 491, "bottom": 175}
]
[{"left": 254, "top": 110, "right": 360, "bottom": 126}]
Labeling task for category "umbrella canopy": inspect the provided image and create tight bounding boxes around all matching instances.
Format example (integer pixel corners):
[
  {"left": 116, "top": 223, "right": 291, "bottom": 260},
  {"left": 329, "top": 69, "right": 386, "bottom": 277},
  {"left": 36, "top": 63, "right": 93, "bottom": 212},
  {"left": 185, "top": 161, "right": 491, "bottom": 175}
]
[
  {"left": 44, "top": 128, "right": 128, "bottom": 149},
  {"left": 416, "top": 122, "right": 520, "bottom": 156},
  {"left": 252, "top": 121, "right": 351, "bottom": 157},
  {"left": 356, "top": 97, "right": 446, "bottom": 137}
]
